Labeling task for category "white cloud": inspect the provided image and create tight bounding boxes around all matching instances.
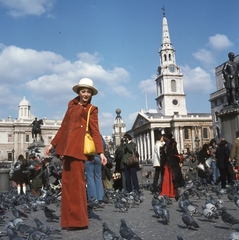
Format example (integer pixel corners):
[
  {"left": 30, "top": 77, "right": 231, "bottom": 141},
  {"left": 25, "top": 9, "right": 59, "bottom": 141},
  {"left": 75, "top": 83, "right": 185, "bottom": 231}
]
[
  {"left": 0, "top": 0, "right": 56, "bottom": 17},
  {"left": 0, "top": 44, "right": 134, "bottom": 132},
  {"left": 193, "top": 48, "right": 216, "bottom": 67},
  {"left": 138, "top": 75, "right": 157, "bottom": 95},
  {"left": 181, "top": 65, "right": 214, "bottom": 93},
  {"left": 208, "top": 34, "right": 233, "bottom": 51}
]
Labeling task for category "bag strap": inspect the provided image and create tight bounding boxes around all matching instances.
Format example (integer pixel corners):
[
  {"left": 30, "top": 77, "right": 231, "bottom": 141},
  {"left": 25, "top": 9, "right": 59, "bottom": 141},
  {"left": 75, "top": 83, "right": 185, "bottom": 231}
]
[{"left": 86, "top": 106, "right": 93, "bottom": 132}]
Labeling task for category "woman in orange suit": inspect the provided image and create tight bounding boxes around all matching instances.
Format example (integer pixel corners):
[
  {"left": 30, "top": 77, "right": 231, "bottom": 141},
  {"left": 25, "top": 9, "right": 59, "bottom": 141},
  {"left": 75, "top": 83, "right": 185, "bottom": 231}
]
[{"left": 45, "top": 78, "right": 107, "bottom": 231}]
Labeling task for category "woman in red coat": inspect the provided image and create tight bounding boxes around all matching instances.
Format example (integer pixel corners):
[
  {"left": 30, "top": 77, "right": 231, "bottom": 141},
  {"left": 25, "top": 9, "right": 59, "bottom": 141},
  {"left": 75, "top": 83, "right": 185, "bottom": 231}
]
[{"left": 45, "top": 78, "right": 107, "bottom": 231}]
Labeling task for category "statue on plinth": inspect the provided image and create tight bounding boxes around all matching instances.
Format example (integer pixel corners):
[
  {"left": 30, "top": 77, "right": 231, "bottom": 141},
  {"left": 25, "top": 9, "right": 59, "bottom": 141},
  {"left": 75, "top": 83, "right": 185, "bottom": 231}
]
[
  {"left": 222, "top": 52, "right": 239, "bottom": 105},
  {"left": 30, "top": 117, "right": 43, "bottom": 142}
]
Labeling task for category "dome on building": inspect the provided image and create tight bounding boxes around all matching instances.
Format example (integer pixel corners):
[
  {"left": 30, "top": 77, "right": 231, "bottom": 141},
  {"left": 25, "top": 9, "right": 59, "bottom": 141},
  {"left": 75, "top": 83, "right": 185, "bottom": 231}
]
[
  {"left": 19, "top": 96, "right": 30, "bottom": 106},
  {"left": 18, "top": 96, "right": 31, "bottom": 120}
]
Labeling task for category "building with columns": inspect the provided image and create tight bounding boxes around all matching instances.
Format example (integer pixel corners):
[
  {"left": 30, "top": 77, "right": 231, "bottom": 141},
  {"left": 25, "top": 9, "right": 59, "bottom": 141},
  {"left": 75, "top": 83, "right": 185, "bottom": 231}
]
[
  {"left": 127, "top": 14, "right": 213, "bottom": 161},
  {"left": 0, "top": 97, "right": 61, "bottom": 161}
]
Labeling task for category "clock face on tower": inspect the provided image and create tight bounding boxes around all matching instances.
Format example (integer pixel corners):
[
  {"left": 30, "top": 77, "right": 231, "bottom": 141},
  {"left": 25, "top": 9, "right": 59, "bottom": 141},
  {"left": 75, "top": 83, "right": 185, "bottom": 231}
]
[{"left": 169, "top": 65, "right": 175, "bottom": 73}]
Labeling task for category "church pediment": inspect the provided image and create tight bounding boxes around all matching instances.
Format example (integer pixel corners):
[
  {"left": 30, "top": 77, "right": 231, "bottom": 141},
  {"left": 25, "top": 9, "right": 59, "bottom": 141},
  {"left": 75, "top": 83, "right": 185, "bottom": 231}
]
[{"left": 131, "top": 113, "right": 149, "bottom": 130}]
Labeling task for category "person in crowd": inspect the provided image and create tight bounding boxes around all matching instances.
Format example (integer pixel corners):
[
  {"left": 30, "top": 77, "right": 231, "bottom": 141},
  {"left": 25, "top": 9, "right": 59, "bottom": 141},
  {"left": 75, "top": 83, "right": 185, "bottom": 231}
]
[
  {"left": 209, "top": 138, "right": 219, "bottom": 184},
  {"left": 29, "top": 159, "right": 45, "bottom": 196},
  {"left": 160, "top": 133, "right": 185, "bottom": 199},
  {"left": 113, "top": 139, "right": 124, "bottom": 190},
  {"left": 121, "top": 133, "right": 140, "bottom": 193},
  {"left": 45, "top": 78, "right": 107, "bottom": 231},
  {"left": 11, "top": 154, "right": 28, "bottom": 194},
  {"left": 85, "top": 136, "right": 106, "bottom": 201},
  {"left": 229, "top": 131, "right": 239, "bottom": 172},
  {"left": 114, "top": 139, "right": 125, "bottom": 190},
  {"left": 188, "top": 154, "right": 198, "bottom": 181},
  {"left": 152, "top": 135, "right": 165, "bottom": 193},
  {"left": 215, "top": 139, "right": 232, "bottom": 188},
  {"left": 198, "top": 143, "right": 212, "bottom": 184},
  {"left": 48, "top": 149, "right": 62, "bottom": 186},
  {"left": 102, "top": 151, "right": 113, "bottom": 190}
]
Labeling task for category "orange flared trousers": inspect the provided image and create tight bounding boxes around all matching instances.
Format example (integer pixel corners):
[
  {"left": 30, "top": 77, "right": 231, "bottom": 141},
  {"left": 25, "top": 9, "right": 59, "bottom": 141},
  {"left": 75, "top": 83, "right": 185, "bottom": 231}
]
[{"left": 61, "top": 157, "right": 88, "bottom": 228}]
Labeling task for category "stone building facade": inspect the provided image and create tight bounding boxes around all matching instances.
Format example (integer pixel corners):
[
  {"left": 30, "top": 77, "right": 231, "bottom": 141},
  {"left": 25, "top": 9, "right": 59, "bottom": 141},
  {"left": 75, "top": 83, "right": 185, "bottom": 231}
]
[{"left": 0, "top": 97, "right": 60, "bottom": 161}]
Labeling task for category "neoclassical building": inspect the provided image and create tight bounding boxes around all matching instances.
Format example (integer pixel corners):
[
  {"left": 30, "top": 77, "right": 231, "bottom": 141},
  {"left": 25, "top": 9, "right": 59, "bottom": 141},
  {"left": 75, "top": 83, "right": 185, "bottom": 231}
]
[
  {"left": 127, "top": 14, "right": 213, "bottom": 161},
  {"left": 0, "top": 97, "right": 61, "bottom": 161},
  {"left": 210, "top": 54, "right": 239, "bottom": 143}
]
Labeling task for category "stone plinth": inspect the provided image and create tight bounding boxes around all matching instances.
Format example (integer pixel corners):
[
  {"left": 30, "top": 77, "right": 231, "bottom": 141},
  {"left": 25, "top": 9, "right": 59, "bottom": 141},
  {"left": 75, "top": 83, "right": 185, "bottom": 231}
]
[
  {"left": 218, "top": 105, "right": 239, "bottom": 144},
  {"left": 0, "top": 169, "right": 10, "bottom": 192},
  {"left": 28, "top": 141, "right": 45, "bottom": 157}
]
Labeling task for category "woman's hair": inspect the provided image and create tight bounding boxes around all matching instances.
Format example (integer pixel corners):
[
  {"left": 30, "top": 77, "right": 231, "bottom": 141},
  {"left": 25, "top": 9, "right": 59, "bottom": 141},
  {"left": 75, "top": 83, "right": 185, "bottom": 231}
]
[
  {"left": 123, "top": 133, "right": 132, "bottom": 140},
  {"left": 202, "top": 143, "right": 209, "bottom": 152},
  {"left": 209, "top": 138, "right": 216, "bottom": 146}
]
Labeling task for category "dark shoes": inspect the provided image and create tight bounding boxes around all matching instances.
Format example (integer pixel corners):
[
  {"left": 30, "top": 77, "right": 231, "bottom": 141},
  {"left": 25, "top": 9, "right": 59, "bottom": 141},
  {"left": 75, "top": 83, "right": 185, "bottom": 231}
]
[{"left": 62, "top": 226, "right": 88, "bottom": 231}]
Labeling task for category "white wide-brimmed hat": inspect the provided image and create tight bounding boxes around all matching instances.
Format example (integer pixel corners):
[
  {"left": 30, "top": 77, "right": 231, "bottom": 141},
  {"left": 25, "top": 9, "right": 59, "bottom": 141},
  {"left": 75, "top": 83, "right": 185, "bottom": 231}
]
[{"left": 72, "top": 78, "right": 98, "bottom": 95}]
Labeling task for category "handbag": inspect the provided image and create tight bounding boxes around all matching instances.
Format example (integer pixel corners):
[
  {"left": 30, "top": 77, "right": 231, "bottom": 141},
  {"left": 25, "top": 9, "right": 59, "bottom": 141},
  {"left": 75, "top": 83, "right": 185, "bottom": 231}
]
[
  {"left": 84, "top": 106, "right": 96, "bottom": 155},
  {"left": 126, "top": 151, "right": 139, "bottom": 167}
]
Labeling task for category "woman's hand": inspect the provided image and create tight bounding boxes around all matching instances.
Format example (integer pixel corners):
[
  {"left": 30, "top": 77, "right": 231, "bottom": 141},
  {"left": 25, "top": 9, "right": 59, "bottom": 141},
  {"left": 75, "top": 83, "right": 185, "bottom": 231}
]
[
  {"left": 99, "top": 153, "right": 107, "bottom": 165},
  {"left": 45, "top": 144, "right": 53, "bottom": 156}
]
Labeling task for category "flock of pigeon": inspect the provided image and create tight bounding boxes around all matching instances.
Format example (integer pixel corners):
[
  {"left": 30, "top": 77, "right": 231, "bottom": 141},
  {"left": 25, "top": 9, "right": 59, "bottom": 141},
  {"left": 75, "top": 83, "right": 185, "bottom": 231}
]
[
  {"left": 100, "top": 180, "right": 239, "bottom": 240},
  {"left": 1, "top": 179, "right": 239, "bottom": 239},
  {"left": 0, "top": 185, "right": 62, "bottom": 240}
]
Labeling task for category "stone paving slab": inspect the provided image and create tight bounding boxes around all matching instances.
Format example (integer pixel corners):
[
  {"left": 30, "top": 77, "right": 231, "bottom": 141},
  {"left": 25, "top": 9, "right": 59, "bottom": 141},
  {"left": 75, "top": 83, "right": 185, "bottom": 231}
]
[{"left": 0, "top": 185, "right": 238, "bottom": 240}]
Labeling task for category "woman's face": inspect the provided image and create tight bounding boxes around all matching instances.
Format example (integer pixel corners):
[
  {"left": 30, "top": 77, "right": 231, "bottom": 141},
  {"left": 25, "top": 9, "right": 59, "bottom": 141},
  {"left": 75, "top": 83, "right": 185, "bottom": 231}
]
[{"left": 78, "top": 88, "right": 92, "bottom": 103}]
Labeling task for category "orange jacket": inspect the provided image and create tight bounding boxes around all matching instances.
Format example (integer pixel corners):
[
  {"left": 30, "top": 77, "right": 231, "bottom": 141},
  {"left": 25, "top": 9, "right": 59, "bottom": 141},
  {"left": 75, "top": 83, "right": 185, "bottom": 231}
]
[{"left": 51, "top": 97, "right": 104, "bottom": 160}]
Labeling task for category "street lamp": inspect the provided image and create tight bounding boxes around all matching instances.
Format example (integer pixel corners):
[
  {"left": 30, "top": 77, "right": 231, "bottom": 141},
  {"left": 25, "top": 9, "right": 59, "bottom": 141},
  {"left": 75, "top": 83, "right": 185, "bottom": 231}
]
[{"left": 12, "top": 149, "right": 15, "bottom": 161}]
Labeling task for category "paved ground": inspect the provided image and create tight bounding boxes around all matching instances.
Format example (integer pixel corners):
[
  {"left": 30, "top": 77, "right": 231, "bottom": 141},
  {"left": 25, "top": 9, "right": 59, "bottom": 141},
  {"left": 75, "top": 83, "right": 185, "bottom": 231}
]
[{"left": 0, "top": 178, "right": 238, "bottom": 239}]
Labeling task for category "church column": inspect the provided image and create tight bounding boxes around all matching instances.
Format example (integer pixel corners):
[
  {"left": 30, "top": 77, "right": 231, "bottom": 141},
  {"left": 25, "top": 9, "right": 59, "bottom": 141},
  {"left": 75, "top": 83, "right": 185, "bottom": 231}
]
[
  {"left": 146, "top": 131, "right": 151, "bottom": 159},
  {"left": 150, "top": 128, "right": 155, "bottom": 159},
  {"left": 143, "top": 133, "right": 147, "bottom": 160},
  {"left": 179, "top": 127, "right": 184, "bottom": 153},
  {"left": 139, "top": 135, "right": 143, "bottom": 161}
]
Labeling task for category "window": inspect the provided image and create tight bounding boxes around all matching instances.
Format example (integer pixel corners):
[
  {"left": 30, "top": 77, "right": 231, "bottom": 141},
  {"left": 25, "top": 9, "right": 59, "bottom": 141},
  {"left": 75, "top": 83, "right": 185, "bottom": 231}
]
[
  {"left": 171, "top": 80, "right": 176, "bottom": 92},
  {"left": 8, "top": 134, "right": 12, "bottom": 142},
  {"left": 164, "top": 54, "right": 167, "bottom": 61},
  {"left": 8, "top": 153, "right": 12, "bottom": 161},
  {"left": 203, "top": 128, "right": 208, "bottom": 138},
  {"left": 26, "top": 135, "right": 30, "bottom": 142},
  {"left": 184, "top": 129, "right": 189, "bottom": 139}
]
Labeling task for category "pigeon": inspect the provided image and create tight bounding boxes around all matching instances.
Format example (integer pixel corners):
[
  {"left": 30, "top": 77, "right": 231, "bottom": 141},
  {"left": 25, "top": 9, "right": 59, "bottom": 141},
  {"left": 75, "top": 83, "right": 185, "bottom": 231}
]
[
  {"left": 221, "top": 207, "right": 239, "bottom": 229},
  {"left": 153, "top": 204, "right": 169, "bottom": 224},
  {"left": 102, "top": 222, "right": 123, "bottom": 240},
  {"left": 233, "top": 195, "right": 239, "bottom": 210},
  {"left": 113, "top": 200, "right": 128, "bottom": 212},
  {"left": 202, "top": 206, "right": 218, "bottom": 221},
  {"left": 229, "top": 224, "right": 239, "bottom": 240},
  {"left": 6, "top": 227, "right": 26, "bottom": 240},
  {"left": 181, "top": 206, "right": 199, "bottom": 230},
  {"left": 119, "top": 218, "right": 142, "bottom": 240},
  {"left": 34, "top": 218, "right": 61, "bottom": 235},
  {"left": 11, "top": 205, "right": 28, "bottom": 219},
  {"left": 43, "top": 206, "right": 59, "bottom": 222}
]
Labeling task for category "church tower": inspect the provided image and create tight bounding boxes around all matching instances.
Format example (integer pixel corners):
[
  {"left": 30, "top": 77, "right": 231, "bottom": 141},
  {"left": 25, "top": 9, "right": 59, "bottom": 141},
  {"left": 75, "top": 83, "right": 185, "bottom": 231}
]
[
  {"left": 112, "top": 109, "right": 126, "bottom": 147},
  {"left": 155, "top": 10, "right": 187, "bottom": 116}
]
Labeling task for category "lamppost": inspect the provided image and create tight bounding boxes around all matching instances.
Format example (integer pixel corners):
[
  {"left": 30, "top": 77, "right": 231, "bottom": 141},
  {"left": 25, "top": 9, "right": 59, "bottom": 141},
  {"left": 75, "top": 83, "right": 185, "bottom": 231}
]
[{"left": 12, "top": 149, "right": 15, "bottom": 162}]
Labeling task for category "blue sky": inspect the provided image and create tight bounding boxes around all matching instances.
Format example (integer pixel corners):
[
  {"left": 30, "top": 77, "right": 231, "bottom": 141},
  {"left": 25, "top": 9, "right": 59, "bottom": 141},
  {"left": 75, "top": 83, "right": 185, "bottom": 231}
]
[{"left": 0, "top": 0, "right": 238, "bottom": 136}]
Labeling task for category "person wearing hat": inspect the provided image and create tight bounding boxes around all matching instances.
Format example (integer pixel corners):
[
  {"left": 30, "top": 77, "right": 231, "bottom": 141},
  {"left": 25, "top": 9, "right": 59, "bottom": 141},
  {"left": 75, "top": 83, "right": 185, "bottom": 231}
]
[{"left": 45, "top": 78, "right": 107, "bottom": 231}]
